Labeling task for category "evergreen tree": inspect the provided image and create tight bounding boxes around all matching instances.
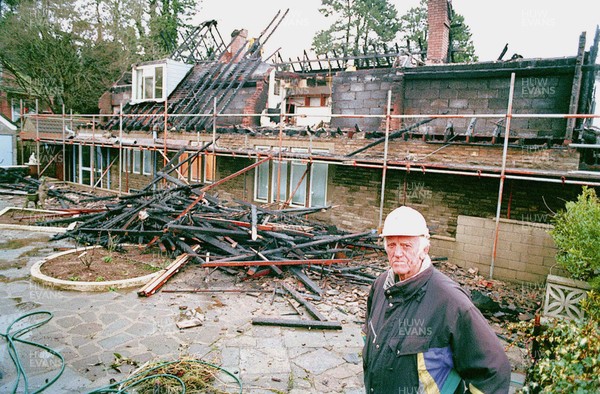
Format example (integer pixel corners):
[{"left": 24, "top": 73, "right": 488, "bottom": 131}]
[
  {"left": 0, "top": 0, "right": 200, "bottom": 113},
  {"left": 312, "top": 0, "right": 400, "bottom": 57}
]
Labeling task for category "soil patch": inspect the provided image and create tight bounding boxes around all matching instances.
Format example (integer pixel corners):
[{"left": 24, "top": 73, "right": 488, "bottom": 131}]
[{"left": 40, "top": 246, "right": 171, "bottom": 282}]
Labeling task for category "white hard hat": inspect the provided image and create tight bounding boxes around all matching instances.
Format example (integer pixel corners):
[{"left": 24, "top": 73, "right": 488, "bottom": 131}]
[{"left": 381, "top": 206, "right": 430, "bottom": 238}]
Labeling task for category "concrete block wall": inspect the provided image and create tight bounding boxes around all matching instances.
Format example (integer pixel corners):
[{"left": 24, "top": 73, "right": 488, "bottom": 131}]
[
  {"left": 331, "top": 69, "right": 397, "bottom": 130},
  {"left": 330, "top": 59, "right": 575, "bottom": 139},
  {"left": 442, "top": 216, "right": 561, "bottom": 283},
  {"left": 403, "top": 76, "right": 571, "bottom": 138}
]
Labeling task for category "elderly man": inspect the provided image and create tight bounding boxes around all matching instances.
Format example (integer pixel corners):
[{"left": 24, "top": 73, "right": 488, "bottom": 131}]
[{"left": 363, "top": 206, "right": 511, "bottom": 394}]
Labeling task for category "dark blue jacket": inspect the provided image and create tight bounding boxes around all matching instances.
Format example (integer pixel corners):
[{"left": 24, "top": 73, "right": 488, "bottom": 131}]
[{"left": 363, "top": 266, "right": 511, "bottom": 393}]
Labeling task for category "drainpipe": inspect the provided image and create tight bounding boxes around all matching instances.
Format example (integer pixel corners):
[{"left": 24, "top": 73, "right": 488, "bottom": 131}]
[{"left": 490, "top": 73, "right": 516, "bottom": 279}]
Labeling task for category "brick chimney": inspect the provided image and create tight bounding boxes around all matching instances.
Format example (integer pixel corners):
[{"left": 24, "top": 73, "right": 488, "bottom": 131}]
[
  {"left": 227, "top": 29, "right": 248, "bottom": 63},
  {"left": 426, "top": 0, "right": 451, "bottom": 64}
]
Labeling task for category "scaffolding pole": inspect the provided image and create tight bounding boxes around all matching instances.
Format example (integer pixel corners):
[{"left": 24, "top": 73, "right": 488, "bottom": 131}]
[
  {"left": 491, "top": 73, "right": 516, "bottom": 279},
  {"left": 118, "top": 103, "right": 123, "bottom": 195},
  {"left": 35, "top": 99, "right": 40, "bottom": 177},
  {"left": 378, "top": 90, "right": 392, "bottom": 230},
  {"left": 62, "top": 104, "right": 66, "bottom": 181}
]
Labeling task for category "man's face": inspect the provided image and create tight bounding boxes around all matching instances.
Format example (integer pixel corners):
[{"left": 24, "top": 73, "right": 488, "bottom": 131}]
[{"left": 385, "top": 235, "right": 426, "bottom": 280}]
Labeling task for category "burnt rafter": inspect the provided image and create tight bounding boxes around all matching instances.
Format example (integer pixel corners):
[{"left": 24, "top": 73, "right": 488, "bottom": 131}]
[
  {"left": 276, "top": 43, "right": 413, "bottom": 74},
  {"left": 105, "top": 11, "right": 288, "bottom": 133},
  {"left": 170, "top": 20, "right": 227, "bottom": 64}
]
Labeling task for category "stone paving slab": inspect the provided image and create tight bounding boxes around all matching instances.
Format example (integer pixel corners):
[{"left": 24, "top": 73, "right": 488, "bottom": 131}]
[{"left": 0, "top": 225, "right": 526, "bottom": 393}]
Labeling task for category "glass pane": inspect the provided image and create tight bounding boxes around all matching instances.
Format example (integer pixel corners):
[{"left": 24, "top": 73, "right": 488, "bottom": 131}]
[
  {"left": 122, "top": 149, "right": 130, "bottom": 172},
  {"left": 143, "top": 150, "right": 153, "bottom": 175},
  {"left": 81, "top": 169, "right": 91, "bottom": 186},
  {"left": 271, "top": 160, "right": 288, "bottom": 202},
  {"left": 290, "top": 161, "right": 307, "bottom": 206},
  {"left": 310, "top": 163, "right": 328, "bottom": 207},
  {"left": 256, "top": 160, "right": 270, "bottom": 201},
  {"left": 137, "top": 70, "right": 143, "bottom": 100},
  {"left": 81, "top": 146, "right": 91, "bottom": 167},
  {"left": 144, "top": 76, "right": 153, "bottom": 99},
  {"left": 155, "top": 67, "right": 163, "bottom": 99},
  {"left": 133, "top": 149, "right": 141, "bottom": 173}
]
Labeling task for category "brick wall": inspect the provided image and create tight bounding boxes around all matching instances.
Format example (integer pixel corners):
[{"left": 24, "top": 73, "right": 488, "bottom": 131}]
[
  {"left": 313, "top": 165, "right": 586, "bottom": 237},
  {"left": 431, "top": 216, "right": 564, "bottom": 283},
  {"left": 207, "top": 134, "right": 580, "bottom": 172}
]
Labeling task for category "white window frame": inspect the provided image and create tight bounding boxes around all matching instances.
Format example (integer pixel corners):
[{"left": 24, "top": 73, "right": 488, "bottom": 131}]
[
  {"left": 204, "top": 152, "right": 216, "bottom": 183},
  {"left": 142, "top": 150, "right": 153, "bottom": 175},
  {"left": 133, "top": 65, "right": 165, "bottom": 102},
  {"left": 133, "top": 149, "right": 141, "bottom": 174},
  {"left": 253, "top": 146, "right": 328, "bottom": 208},
  {"left": 289, "top": 148, "right": 309, "bottom": 207},
  {"left": 308, "top": 149, "right": 328, "bottom": 207},
  {"left": 254, "top": 146, "right": 271, "bottom": 203}
]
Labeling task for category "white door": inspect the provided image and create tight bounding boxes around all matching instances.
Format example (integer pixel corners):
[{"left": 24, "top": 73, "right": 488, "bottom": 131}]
[{"left": 0, "top": 135, "right": 13, "bottom": 166}]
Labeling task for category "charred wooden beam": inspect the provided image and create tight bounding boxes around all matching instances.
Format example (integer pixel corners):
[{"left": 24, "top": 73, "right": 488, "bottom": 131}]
[{"left": 251, "top": 318, "right": 342, "bottom": 330}]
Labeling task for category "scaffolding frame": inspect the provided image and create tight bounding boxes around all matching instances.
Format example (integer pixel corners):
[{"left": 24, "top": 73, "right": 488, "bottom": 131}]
[{"left": 18, "top": 78, "right": 600, "bottom": 278}]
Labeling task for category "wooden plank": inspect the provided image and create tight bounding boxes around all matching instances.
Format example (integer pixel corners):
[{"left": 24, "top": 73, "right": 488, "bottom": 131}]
[
  {"left": 137, "top": 244, "right": 201, "bottom": 297},
  {"left": 282, "top": 282, "right": 326, "bottom": 321},
  {"left": 251, "top": 317, "right": 342, "bottom": 330},
  {"left": 289, "top": 266, "right": 323, "bottom": 296},
  {"left": 199, "top": 258, "right": 349, "bottom": 267}
]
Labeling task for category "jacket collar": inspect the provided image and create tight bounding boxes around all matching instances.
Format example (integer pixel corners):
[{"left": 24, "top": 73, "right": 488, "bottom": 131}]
[
  {"left": 383, "top": 255, "right": 432, "bottom": 290},
  {"left": 383, "top": 260, "right": 434, "bottom": 300}
]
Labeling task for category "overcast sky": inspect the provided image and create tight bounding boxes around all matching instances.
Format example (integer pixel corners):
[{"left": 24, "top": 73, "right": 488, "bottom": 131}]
[{"left": 195, "top": 0, "right": 599, "bottom": 62}]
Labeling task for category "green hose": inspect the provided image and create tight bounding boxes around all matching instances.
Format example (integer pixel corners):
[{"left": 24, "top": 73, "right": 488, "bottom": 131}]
[
  {"left": 1, "top": 312, "right": 243, "bottom": 394},
  {"left": 0, "top": 311, "right": 65, "bottom": 394}
]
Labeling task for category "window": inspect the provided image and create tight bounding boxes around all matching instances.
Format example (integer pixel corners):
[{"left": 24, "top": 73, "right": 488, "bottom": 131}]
[
  {"left": 143, "top": 150, "right": 153, "bottom": 175},
  {"left": 121, "top": 149, "right": 132, "bottom": 173},
  {"left": 255, "top": 146, "right": 271, "bottom": 201},
  {"left": 254, "top": 147, "right": 328, "bottom": 207},
  {"left": 128, "top": 149, "right": 154, "bottom": 175},
  {"left": 75, "top": 146, "right": 110, "bottom": 188},
  {"left": 133, "top": 149, "right": 141, "bottom": 173},
  {"left": 271, "top": 160, "right": 288, "bottom": 202},
  {"left": 134, "top": 66, "right": 165, "bottom": 101}
]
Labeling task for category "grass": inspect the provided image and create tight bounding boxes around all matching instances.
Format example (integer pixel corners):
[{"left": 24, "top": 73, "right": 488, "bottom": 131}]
[
  {"left": 18, "top": 247, "right": 48, "bottom": 258},
  {"left": 0, "top": 239, "right": 32, "bottom": 250},
  {"left": 0, "top": 235, "right": 49, "bottom": 250}
]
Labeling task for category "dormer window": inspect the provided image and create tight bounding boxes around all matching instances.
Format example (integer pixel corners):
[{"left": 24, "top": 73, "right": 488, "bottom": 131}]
[
  {"left": 131, "top": 59, "right": 192, "bottom": 104},
  {"left": 134, "top": 65, "right": 164, "bottom": 101}
]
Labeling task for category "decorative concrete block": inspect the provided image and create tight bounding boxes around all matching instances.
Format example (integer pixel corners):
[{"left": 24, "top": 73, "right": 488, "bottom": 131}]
[{"left": 543, "top": 274, "right": 590, "bottom": 320}]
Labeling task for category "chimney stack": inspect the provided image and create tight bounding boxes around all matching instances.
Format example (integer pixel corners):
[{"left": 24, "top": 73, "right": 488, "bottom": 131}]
[
  {"left": 228, "top": 29, "right": 248, "bottom": 63},
  {"left": 426, "top": 0, "right": 451, "bottom": 64}
]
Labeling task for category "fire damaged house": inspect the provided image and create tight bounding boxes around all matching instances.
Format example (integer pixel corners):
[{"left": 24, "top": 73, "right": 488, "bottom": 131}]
[{"left": 19, "top": 1, "right": 600, "bottom": 283}]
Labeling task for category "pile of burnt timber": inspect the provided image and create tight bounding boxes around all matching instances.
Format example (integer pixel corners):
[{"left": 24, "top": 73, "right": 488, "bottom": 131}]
[
  {"left": 49, "top": 155, "right": 379, "bottom": 303},
  {"left": 0, "top": 167, "right": 84, "bottom": 209}
]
